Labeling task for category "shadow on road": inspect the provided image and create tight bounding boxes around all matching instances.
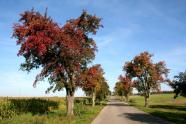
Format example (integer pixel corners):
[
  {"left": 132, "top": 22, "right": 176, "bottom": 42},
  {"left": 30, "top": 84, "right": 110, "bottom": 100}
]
[{"left": 118, "top": 113, "right": 172, "bottom": 124}]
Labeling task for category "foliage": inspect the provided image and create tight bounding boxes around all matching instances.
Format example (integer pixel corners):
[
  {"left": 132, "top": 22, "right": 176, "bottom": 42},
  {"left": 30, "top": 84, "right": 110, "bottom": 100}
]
[
  {"left": 81, "top": 64, "right": 109, "bottom": 105},
  {"left": 118, "top": 75, "right": 133, "bottom": 94},
  {"left": 96, "top": 80, "right": 110, "bottom": 101},
  {"left": 170, "top": 70, "right": 186, "bottom": 98},
  {"left": 9, "top": 98, "right": 59, "bottom": 114},
  {"left": 0, "top": 100, "right": 17, "bottom": 120},
  {"left": 124, "top": 52, "right": 169, "bottom": 106},
  {"left": 0, "top": 98, "right": 61, "bottom": 120},
  {"left": 0, "top": 97, "right": 104, "bottom": 124},
  {"left": 74, "top": 97, "right": 92, "bottom": 105},
  {"left": 114, "top": 82, "right": 124, "bottom": 96},
  {"left": 13, "top": 8, "right": 102, "bottom": 115},
  {"left": 13, "top": 8, "right": 102, "bottom": 92},
  {"left": 81, "top": 64, "right": 104, "bottom": 92},
  {"left": 114, "top": 75, "right": 133, "bottom": 101}
]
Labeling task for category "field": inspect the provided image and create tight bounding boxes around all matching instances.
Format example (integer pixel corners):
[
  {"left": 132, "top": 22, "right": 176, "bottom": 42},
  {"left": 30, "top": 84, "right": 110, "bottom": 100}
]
[
  {"left": 0, "top": 97, "right": 105, "bottom": 124},
  {"left": 129, "top": 93, "right": 186, "bottom": 124}
]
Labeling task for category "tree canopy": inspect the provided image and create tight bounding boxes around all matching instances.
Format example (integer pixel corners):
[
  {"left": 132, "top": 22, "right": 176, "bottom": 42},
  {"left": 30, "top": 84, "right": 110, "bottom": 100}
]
[
  {"left": 124, "top": 51, "right": 169, "bottom": 107},
  {"left": 114, "top": 75, "right": 133, "bottom": 102},
  {"left": 13, "top": 9, "right": 102, "bottom": 115},
  {"left": 170, "top": 70, "right": 186, "bottom": 98},
  {"left": 81, "top": 64, "right": 109, "bottom": 106},
  {"left": 81, "top": 64, "right": 104, "bottom": 91}
]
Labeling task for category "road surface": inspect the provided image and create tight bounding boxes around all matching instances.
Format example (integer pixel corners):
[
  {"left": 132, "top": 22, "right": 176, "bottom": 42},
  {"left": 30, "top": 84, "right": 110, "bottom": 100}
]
[{"left": 92, "top": 97, "right": 172, "bottom": 124}]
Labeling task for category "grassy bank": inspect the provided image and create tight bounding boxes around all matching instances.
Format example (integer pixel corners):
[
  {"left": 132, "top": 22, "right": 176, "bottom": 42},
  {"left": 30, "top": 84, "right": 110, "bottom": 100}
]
[
  {"left": 129, "top": 93, "right": 186, "bottom": 124},
  {"left": 0, "top": 97, "right": 105, "bottom": 124}
]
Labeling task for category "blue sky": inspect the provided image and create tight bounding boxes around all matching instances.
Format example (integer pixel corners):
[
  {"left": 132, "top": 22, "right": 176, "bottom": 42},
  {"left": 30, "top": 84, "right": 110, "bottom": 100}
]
[{"left": 0, "top": 0, "right": 186, "bottom": 97}]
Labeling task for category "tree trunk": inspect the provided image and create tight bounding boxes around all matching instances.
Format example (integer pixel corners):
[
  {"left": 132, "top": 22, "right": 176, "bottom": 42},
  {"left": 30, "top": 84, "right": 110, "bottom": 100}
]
[
  {"left": 66, "top": 93, "right": 74, "bottom": 116},
  {"left": 121, "top": 91, "right": 124, "bottom": 101},
  {"left": 121, "top": 96, "right": 124, "bottom": 101},
  {"left": 92, "top": 90, "right": 96, "bottom": 107},
  {"left": 144, "top": 95, "right": 149, "bottom": 107},
  {"left": 125, "top": 94, "right": 129, "bottom": 102}
]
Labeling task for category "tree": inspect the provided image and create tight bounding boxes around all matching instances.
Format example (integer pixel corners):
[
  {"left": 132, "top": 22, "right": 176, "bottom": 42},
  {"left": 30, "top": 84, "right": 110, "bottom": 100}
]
[
  {"left": 13, "top": 9, "right": 102, "bottom": 115},
  {"left": 96, "top": 79, "right": 110, "bottom": 101},
  {"left": 118, "top": 75, "right": 133, "bottom": 102},
  {"left": 114, "top": 82, "right": 124, "bottom": 96},
  {"left": 114, "top": 75, "right": 133, "bottom": 102},
  {"left": 124, "top": 52, "right": 169, "bottom": 107},
  {"left": 81, "top": 64, "right": 106, "bottom": 107},
  {"left": 170, "top": 70, "right": 186, "bottom": 98}
]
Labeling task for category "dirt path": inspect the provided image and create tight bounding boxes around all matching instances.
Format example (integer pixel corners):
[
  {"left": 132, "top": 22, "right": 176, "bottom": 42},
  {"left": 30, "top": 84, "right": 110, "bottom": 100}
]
[{"left": 91, "top": 97, "right": 172, "bottom": 124}]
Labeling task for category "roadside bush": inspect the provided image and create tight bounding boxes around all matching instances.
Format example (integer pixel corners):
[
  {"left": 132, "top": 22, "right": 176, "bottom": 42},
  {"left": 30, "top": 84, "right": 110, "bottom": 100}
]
[
  {"left": 0, "top": 98, "right": 60, "bottom": 120},
  {"left": 75, "top": 97, "right": 92, "bottom": 105},
  {"left": 0, "top": 100, "right": 17, "bottom": 120},
  {"left": 10, "top": 98, "right": 59, "bottom": 114}
]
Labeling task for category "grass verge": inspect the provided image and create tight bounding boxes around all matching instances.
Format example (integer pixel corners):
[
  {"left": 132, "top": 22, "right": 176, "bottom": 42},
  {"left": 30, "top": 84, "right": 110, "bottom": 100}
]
[
  {"left": 0, "top": 97, "right": 105, "bottom": 124},
  {"left": 129, "top": 93, "right": 186, "bottom": 124}
]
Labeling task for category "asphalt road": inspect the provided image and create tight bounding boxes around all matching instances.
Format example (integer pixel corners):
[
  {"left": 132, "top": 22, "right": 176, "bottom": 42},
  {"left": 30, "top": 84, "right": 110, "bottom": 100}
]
[{"left": 91, "top": 97, "right": 172, "bottom": 124}]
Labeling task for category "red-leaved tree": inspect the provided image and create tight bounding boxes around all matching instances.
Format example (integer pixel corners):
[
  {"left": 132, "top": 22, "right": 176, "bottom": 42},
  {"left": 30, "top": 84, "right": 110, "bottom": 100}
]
[
  {"left": 118, "top": 75, "right": 133, "bottom": 102},
  {"left": 124, "top": 52, "right": 169, "bottom": 107},
  {"left": 13, "top": 9, "right": 102, "bottom": 115},
  {"left": 81, "top": 64, "right": 105, "bottom": 107}
]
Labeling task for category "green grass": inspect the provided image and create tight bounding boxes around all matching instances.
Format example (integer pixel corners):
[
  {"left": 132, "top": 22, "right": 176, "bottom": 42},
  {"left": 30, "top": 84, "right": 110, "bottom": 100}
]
[
  {"left": 0, "top": 105, "right": 103, "bottom": 124},
  {"left": 0, "top": 97, "right": 104, "bottom": 124},
  {"left": 129, "top": 93, "right": 186, "bottom": 124}
]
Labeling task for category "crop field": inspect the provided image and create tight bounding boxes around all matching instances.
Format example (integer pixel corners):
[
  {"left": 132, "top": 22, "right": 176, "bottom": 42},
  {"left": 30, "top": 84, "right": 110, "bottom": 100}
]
[
  {"left": 129, "top": 93, "right": 186, "bottom": 124},
  {"left": 0, "top": 97, "right": 105, "bottom": 124}
]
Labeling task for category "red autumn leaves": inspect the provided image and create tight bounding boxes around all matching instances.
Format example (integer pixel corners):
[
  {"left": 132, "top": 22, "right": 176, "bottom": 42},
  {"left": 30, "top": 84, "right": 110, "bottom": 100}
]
[
  {"left": 123, "top": 51, "right": 169, "bottom": 106},
  {"left": 124, "top": 52, "right": 169, "bottom": 92},
  {"left": 115, "top": 51, "right": 169, "bottom": 106},
  {"left": 13, "top": 10, "right": 59, "bottom": 57},
  {"left": 13, "top": 9, "right": 103, "bottom": 115},
  {"left": 82, "top": 64, "right": 104, "bottom": 90},
  {"left": 118, "top": 75, "right": 133, "bottom": 94},
  {"left": 13, "top": 9, "right": 102, "bottom": 88}
]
